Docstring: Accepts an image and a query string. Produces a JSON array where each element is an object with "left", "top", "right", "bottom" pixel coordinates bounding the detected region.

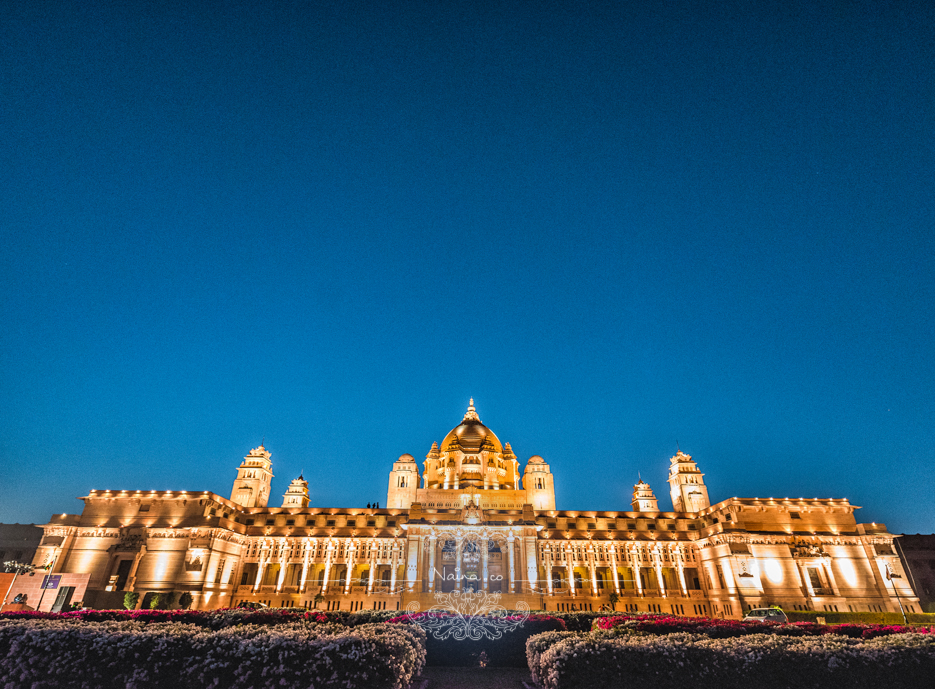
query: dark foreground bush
[
  {"left": 527, "top": 630, "right": 935, "bottom": 689},
  {"left": 0, "top": 620, "right": 426, "bottom": 689}
]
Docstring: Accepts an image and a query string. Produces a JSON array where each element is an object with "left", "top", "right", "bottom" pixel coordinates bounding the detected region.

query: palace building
[{"left": 23, "top": 400, "right": 920, "bottom": 617}]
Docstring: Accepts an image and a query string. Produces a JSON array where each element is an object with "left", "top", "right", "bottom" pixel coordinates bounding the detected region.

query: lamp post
[
  {"left": 885, "top": 563, "right": 908, "bottom": 624},
  {"left": 2, "top": 561, "right": 36, "bottom": 607}
]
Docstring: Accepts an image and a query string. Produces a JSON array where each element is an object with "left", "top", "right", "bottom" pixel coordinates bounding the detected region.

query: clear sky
[{"left": 1, "top": 1, "right": 933, "bottom": 534}]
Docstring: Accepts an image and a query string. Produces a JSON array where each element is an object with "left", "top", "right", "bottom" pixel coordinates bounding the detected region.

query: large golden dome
[{"left": 441, "top": 399, "right": 503, "bottom": 453}]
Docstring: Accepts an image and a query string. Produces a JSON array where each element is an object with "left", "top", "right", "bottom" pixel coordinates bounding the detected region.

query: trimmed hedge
[
  {"left": 528, "top": 631, "right": 935, "bottom": 689},
  {"left": 594, "top": 613, "right": 934, "bottom": 639},
  {"left": 0, "top": 607, "right": 403, "bottom": 629},
  {"left": 0, "top": 620, "right": 426, "bottom": 689},
  {"left": 786, "top": 610, "right": 935, "bottom": 625}
]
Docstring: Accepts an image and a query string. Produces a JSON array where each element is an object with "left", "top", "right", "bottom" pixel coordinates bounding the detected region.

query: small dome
[
  {"left": 527, "top": 455, "right": 545, "bottom": 464},
  {"left": 397, "top": 453, "right": 416, "bottom": 463}
]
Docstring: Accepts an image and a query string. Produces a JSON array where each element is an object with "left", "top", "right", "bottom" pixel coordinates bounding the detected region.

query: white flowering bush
[
  {"left": 528, "top": 630, "right": 935, "bottom": 689},
  {"left": 0, "top": 620, "right": 426, "bottom": 689}
]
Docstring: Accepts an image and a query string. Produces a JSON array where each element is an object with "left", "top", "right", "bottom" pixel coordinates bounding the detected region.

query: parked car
[
  {"left": 743, "top": 607, "right": 788, "bottom": 623},
  {"left": 235, "top": 601, "right": 269, "bottom": 610}
]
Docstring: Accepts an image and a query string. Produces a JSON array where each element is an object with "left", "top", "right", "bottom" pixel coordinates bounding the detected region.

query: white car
[{"left": 743, "top": 608, "right": 788, "bottom": 623}]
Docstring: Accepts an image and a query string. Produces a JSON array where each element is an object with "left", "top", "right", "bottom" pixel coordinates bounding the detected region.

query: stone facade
[{"left": 29, "top": 401, "right": 921, "bottom": 617}]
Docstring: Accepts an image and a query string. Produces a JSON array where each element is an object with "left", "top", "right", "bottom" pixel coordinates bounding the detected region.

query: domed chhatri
[
  {"left": 386, "top": 398, "right": 556, "bottom": 510},
  {"left": 441, "top": 398, "right": 504, "bottom": 454}
]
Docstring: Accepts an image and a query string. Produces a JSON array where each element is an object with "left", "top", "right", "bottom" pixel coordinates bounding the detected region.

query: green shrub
[
  {"left": 177, "top": 592, "right": 193, "bottom": 610},
  {"left": 123, "top": 591, "right": 139, "bottom": 610}
]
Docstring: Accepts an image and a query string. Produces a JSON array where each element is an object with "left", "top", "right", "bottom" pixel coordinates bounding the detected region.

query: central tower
[{"left": 386, "top": 399, "right": 555, "bottom": 511}]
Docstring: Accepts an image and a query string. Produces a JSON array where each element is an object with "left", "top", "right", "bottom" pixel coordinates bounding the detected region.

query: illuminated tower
[
  {"left": 632, "top": 478, "right": 659, "bottom": 512},
  {"left": 666, "top": 450, "right": 710, "bottom": 512},
  {"left": 281, "top": 475, "right": 309, "bottom": 508},
  {"left": 523, "top": 455, "right": 556, "bottom": 510},
  {"left": 230, "top": 445, "right": 274, "bottom": 508},
  {"left": 387, "top": 453, "right": 420, "bottom": 509}
]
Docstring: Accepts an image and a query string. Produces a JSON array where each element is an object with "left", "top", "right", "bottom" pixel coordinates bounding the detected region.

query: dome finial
[{"left": 463, "top": 397, "right": 480, "bottom": 422}]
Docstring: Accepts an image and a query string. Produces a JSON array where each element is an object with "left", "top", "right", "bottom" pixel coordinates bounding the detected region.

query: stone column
[
  {"left": 588, "top": 545, "right": 598, "bottom": 597},
  {"left": 427, "top": 534, "right": 437, "bottom": 592},
  {"left": 390, "top": 540, "right": 399, "bottom": 592},
  {"left": 482, "top": 537, "right": 489, "bottom": 591},
  {"left": 367, "top": 542, "right": 377, "bottom": 594},
  {"left": 322, "top": 540, "right": 334, "bottom": 594},
  {"left": 507, "top": 534, "right": 516, "bottom": 593},
  {"left": 566, "top": 545, "right": 575, "bottom": 598},
  {"left": 51, "top": 530, "right": 77, "bottom": 574},
  {"left": 655, "top": 560, "right": 666, "bottom": 598},
  {"left": 299, "top": 538, "right": 310, "bottom": 593},
  {"left": 276, "top": 557, "right": 287, "bottom": 592},
  {"left": 546, "top": 548, "right": 554, "bottom": 595},
  {"left": 525, "top": 536, "right": 538, "bottom": 594},
  {"left": 126, "top": 546, "right": 147, "bottom": 592},
  {"left": 405, "top": 536, "right": 420, "bottom": 592},
  {"left": 610, "top": 545, "right": 620, "bottom": 595},
  {"left": 344, "top": 540, "right": 356, "bottom": 594},
  {"left": 677, "top": 559, "right": 688, "bottom": 597},
  {"left": 253, "top": 541, "right": 266, "bottom": 592},
  {"left": 633, "top": 549, "right": 643, "bottom": 596},
  {"left": 822, "top": 559, "right": 841, "bottom": 597}
]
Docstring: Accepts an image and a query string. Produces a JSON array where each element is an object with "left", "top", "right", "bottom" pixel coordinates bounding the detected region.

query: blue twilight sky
[{"left": 1, "top": 1, "right": 933, "bottom": 533}]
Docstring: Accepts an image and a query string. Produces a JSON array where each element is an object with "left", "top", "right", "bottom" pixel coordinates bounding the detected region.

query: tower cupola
[
  {"left": 231, "top": 445, "right": 274, "bottom": 508},
  {"left": 666, "top": 450, "right": 710, "bottom": 512},
  {"left": 632, "top": 477, "right": 659, "bottom": 512},
  {"left": 282, "top": 474, "right": 310, "bottom": 508}
]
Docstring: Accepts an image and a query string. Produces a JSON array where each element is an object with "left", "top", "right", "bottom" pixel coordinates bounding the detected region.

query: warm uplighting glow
[
  {"left": 763, "top": 559, "right": 783, "bottom": 584},
  {"left": 838, "top": 560, "right": 858, "bottom": 587}
]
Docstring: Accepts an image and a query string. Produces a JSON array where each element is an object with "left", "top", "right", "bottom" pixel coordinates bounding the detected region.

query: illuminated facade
[{"left": 27, "top": 401, "right": 920, "bottom": 617}]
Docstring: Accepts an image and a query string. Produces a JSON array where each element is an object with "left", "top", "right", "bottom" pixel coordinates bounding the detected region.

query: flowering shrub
[
  {"left": 528, "top": 630, "right": 935, "bottom": 689},
  {"left": 526, "top": 631, "right": 577, "bottom": 685},
  {"left": 0, "top": 620, "right": 426, "bottom": 689},
  {"left": 0, "top": 607, "right": 334, "bottom": 628}
]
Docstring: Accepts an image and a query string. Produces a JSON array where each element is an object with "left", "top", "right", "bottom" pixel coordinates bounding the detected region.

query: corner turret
[
  {"left": 231, "top": 445, "right": 274, "bottom": 508},
  {"left": 632, "top": 477, "right": 659, "bottom": 512},
  {"left": 667, "top": 450, "right": 710, "bottom": 512}
]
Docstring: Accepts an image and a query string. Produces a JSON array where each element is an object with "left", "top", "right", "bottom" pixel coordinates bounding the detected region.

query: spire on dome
[{"left": 463, "top": 398, "right": 480, "bottom": 422}]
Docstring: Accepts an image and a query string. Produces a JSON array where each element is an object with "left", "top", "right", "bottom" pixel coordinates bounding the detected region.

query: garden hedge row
[
  {"left": 0, "top": 607, "right": 402, "bottom": 629},
  {"left": 527, "top": 630, "right": 935, "bottom": 689},
  {"left": 785, "top": 610, "right": 935, "bottom": 625},
  {"left": 0, "top": 620, "right": 426, "bottom": 689}
]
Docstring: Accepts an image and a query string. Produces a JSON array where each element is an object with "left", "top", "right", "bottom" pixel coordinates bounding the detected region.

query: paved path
[{"left": 422, "top": 666, "right": 532, "bottom": 689}]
